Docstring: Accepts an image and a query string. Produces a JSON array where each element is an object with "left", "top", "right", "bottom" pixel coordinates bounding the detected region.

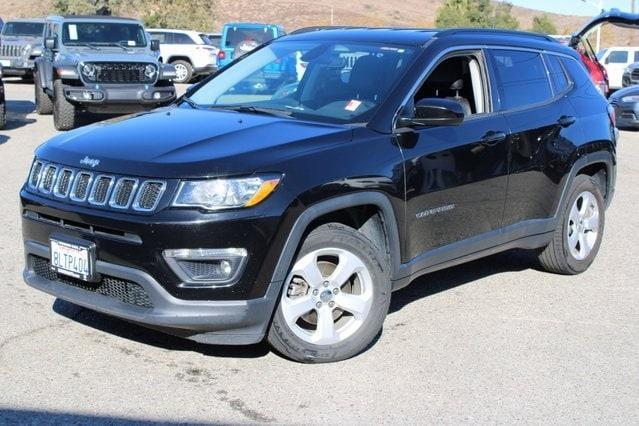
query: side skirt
[{"left": 391, "top": 218, "right": 556, "bottom": 291}]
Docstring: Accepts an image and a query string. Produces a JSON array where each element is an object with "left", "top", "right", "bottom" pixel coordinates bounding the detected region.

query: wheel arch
[
  {"left": 269, "top": 192, "right": 403, "bottom": 288},
  {"left": 569, "top": 150, "right": 616, "bottom": 210},
  {"left": 167, "top": 56, "right": 193, "bottom": 65}
]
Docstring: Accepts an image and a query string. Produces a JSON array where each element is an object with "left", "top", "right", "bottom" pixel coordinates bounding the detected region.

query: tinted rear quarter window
[
  {"left": 545, "top": 54, "right": 570, "bottom": 94},
  {"left": 634, "top": 51, "right": 639, "bottom": 62},
  {"left": 489, "top": 49, "right": 552, "bottom": 110}
]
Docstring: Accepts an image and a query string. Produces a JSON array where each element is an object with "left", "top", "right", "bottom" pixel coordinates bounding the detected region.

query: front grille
[
  {"left": 31, "top": 255, "right": 153, "bottom": 309},
  {"left": 27, "top": 160, "right": 167, "bottom": 213},
  {"left": 87, "top": 62, "right": 157, "bottom": 84},
  {"left": 54, "top": 169, "right": 74, "bottom": 198},
  {"left": 0, "top": 44, "right": 22, "bottom": 58},
  {"left": 88, "top": 176, "right": 114, "bottom": 205},
  {"left": 133, "top": 181, "right": 166, "bottom": 211},
  {"left": 39, "top": 165, "right": 58, "bottom": 194}
]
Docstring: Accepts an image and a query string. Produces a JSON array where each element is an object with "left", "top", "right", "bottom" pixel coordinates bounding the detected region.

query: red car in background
[{"left": 568, "top": 9, "right": 639, "bottom": 96}]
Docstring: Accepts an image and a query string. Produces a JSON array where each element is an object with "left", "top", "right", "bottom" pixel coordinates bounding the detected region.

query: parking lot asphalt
[{"left": 0, "top": 78, "right": 638, "bottom": 424}]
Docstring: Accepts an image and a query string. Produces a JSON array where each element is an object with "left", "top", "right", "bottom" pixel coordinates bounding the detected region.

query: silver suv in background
[
  {"left": 0, "top": 18, "right": 45, "bottom": 80},
  {"left": 148, "top": 29, "right": 217, "bottom": 83}
]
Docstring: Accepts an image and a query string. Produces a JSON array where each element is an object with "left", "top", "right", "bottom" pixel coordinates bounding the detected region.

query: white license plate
[
  {"left": 50, "top": 238, "right": 93, "bottom": 280},
  {"left": 0, "top": 60, "right": 10, "bottom": 67}
]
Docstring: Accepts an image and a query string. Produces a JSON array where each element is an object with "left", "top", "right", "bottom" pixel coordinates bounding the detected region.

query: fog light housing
[
  {"left": 153, "top": 91, "right": 162, "bottom": 100},
  {"left": 163, "top": 248, "right": 248, "bottom": 287}
]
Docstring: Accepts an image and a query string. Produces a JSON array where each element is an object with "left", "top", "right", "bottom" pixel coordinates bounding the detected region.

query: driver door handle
[{"left": 481, "top": 131, "right": 507, "bottom": 146}]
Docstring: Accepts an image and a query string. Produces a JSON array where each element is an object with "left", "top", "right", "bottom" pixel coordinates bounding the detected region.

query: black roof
[{"left": 283, "top": 26, "right": 572, "bottom": 55}]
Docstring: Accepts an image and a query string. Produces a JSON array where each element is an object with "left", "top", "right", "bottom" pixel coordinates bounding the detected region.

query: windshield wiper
[
  {"left": 210, "top": 105, "right": 293, "bottom": 119},
  {"left": 181, "top": 96, "right": 201, "bottom": 109},
  {"left": 66, "top": 42, "right": 99, "bottom": 50},
  {"left": 102, "top": 42, "right": 132, "bottom": 51}
]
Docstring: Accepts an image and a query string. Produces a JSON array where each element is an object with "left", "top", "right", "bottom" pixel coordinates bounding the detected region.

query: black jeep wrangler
[
  {"left": 21, "top": 27, "right": 616, "bottom": 362},
  {"left": 34, "top": 15, "right": 176, "bottom": 130}
]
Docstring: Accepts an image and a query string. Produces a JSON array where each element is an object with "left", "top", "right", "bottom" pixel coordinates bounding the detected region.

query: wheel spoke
[
  {"left": 291, "top": 253, "right": 324, "bottom": 288},
  {"left": 314, "top": 308, "right": 337, "bottom": 343},
  {"left": 577, "top": 232, "right": 587, "bottom": 259},
  {"left": 334, "top": 292, "right": 369, "bottom": 319},
  {"left": 281, "top": 296, "right": 314, "bottom": 325},
  {"left": 583, "top": 211, "right": 599, "bottom": 232},
  {"left": 329, "top": 251, "right": 364, "bottom": 288},
  {"left": 578, "top": 192, "right": 591, "bottom": 218},
  {"left": 568, "top": 227, "right": 579, "bottom": 246},
  {"left": 569, "top": 202, "right": 581, "bottom": 224}
]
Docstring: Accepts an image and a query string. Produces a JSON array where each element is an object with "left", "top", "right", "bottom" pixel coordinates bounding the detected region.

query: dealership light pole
[{"left": 581, "top": 0, "right": 604, "bottom": 53}]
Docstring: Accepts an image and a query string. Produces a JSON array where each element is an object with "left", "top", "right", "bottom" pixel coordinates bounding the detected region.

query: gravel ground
[{"left": 0, "top": 78, "right": 637, "bottom": 424}]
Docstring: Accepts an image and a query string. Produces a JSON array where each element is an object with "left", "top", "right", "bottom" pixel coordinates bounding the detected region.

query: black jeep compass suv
[{"left": 21, "top": 27, "right": 617, "bottom": 363}]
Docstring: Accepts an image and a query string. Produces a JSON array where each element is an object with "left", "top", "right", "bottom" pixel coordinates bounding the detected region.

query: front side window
[
  {"left": 489, "top": 49, "right": 552, "bottom": 110},
  {"left": 62, "top": 22, "right": 147, "bottom": 47},
  {"left": 189, "top": 41, "right": 417, "bottom": 124},
  {"left": 149, "top": 32, "right": 167, "bottom": 43},
  {"left": 1, "top": 21, "right": 44, "bottom": 37},
  {"left": 634, "top": 51, "right": 639, "bottom": 62},
  {"left": 414, "top": 53, "right": 488, "bottom": 117},
  {"left": 607, "top": 50, "right": 628, "bottom": 64}
]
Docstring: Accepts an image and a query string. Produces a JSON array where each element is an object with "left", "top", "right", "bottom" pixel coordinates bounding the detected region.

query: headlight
[
  {"left": 81, "top": 63, "right": 97, "bottom": 81},
  {"left": 622, "top": 95, "right": 639, "bottom": 103},
  {"left": 172, "top": 176, "right": 281, "bottom": 210},
  {"left": 144, "top": 64, "right": 157, "bottom": 79},
  {"left": 624, "top": 67, "right": 632, "bottom": 74}
]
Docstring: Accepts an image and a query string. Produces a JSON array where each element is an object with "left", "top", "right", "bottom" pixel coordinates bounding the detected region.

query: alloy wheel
[{"left": 567, "top": 190, "right": 600, "bottom": 261}]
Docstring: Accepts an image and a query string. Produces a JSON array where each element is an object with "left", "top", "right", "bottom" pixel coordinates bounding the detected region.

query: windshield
[
  {"left": 224, "top": 27, "right": 276, "bottom": 54},
  {"left": 189, "top": 41, "right": 417, "bottom": 124},
  {"left": 62, "top": 22, "right": 147, "bottom": 47},
  {"left": 1, "top": 22, "right": 44, "bottom": 37}
]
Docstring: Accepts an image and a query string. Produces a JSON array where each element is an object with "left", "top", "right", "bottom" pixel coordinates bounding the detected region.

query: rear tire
[
  {"left": 53, "top": 79, "right": 79, "bottom": 131},
  {"left": 538, "top": 175, "right": 605, "bottom": 275},
  {"left": 268, "top": 223, "right": 391, "bottom": 363},
  {"left": 34, "top": 70, "right": 53, "bottom": 115},
  {"left": 170, "top": 60, "right": 193, "bottom": 84}
]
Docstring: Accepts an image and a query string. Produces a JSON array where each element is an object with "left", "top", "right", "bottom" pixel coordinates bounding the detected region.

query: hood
[
  {"left": 36, "top": 106, "right": 351, "bottom": 178},
  {"left": 572, "top": 9, "right": 639, "bottom": 45},
  {"left": 610, "top": 84, "right": 639, "bottom": 100},
  {"left": 56, "top": 48, "right": 157, "bottom": 65},
  {"left": 0, "top": 35, "right": 43, "bottom": 44}
]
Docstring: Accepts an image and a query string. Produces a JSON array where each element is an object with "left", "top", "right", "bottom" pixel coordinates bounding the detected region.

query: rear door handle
[
  {"left": 481, "top": 131, "right": 507, "bottom": 146},
  {"left": 558, "top": 115, "right": 576, "bottom": 128}
]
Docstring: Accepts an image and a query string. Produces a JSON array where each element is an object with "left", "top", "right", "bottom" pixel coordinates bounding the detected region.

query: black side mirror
[
  {"left": 397, "top": 98, "right": 465, "bottom": 128},
  {"left": 44, "top": 37, "right": 57, "bottom": 50},
  {"left": 150, "top": 39, "right": 160, "bottom": 51}
]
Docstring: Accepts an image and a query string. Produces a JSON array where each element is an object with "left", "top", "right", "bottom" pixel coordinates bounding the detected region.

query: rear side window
[
  {"left": 489, "top": 49, "right": 552, "bottom": 110},
  {"left": 634, "top": 51, "right": 639, "bottom": 62},
  {"left": 607, "top": 50, "right": 628, "bottom": 64},
  {"left": 545, "top": 54, "right": 570, "bottom": 94},
  {"left": 561, "top": 57, "right": 592, "bottom": 87},
  {"left": 173, "top": 32, "right": 195, "bottom": 44}
]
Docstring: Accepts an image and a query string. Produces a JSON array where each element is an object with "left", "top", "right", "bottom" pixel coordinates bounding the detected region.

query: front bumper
[
  {"left": 24, "top": 240, "right": 280, "bottom": 344},
  {"left": 63, "top": 83, "right": 176, "bottom": 112},
  {"left": 0, "top": 57, "right": 35, "bottom": 76}
]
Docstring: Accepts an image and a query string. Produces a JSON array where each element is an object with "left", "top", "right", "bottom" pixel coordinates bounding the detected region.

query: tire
[
  {"left": 170, "top": 60, "right": 193, "bottom": 84},
  {"left": 538, "top": 175, "right": 605, "bottom": 275},
  {"left": 53, "top": 79, "right": 79, "bottom": 131},
  {"left": 34, "top": 70, "right": 53, "bottom": 115},
  {"left": 0, "top": 101, "right": 5, "bottom": 130},
  {"left": 268, "top": 223, "right": 391, "bottom": 363}
]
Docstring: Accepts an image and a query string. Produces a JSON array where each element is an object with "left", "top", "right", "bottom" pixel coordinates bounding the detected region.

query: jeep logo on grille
[{"left": 80, "top": 156, "right": 100, "bottom": 168}]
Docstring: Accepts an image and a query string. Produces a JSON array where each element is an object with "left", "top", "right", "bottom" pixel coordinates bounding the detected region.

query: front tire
[
  {"left": 34, "top": 70, "right": 53, "bottom": 115},
  {"left": 538, "top": 175, "right": 605, "bottom": 275},
  {"left": 0, "top": 100, "right": 6, "bottom": 130},
  {"left": 170, "top": 60, "right": 193, "bottom": 84},
  {"left": 53, "top": 79, "right": 79, "bottom": 131},
  {"left": 268, "top": 223, "right": 391, "bottom": 363}
]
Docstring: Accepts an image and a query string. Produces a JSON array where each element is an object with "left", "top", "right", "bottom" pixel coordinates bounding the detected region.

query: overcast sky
[{"left": 507, "top": 0, "right": 636, "bottom": 16}]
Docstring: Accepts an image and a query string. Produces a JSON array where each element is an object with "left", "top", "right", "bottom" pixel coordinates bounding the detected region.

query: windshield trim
[{"left": 61, "top": 22, "right": 148, "bottom": 47}]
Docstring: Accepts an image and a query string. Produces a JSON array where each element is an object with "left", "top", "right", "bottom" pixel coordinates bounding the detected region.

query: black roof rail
[
  {"left": 290, "top": 26, "right": 367, "bottom": 35},
  {"left": 435, "top": 28, "right": 558, "bottom": 43}
]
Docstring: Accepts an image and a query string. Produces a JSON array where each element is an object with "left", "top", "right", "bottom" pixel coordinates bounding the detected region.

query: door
[
  {"left": 400, "top": 51, "right": 509, "bottom": 261},
  {"left": 41, "top": 22, "right": 58, "bottom": 91},
  {"left": 488, "top": 50, "right": 583, "bottom": 226}
]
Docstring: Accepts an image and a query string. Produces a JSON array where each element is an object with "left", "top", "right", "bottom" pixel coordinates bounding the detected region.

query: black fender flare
[
  {"left": 554, "top": 150, "right": 616, "bottom": 215},
  {"left": 269, "top": 192, "right": 403, "bottom": 288}
]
